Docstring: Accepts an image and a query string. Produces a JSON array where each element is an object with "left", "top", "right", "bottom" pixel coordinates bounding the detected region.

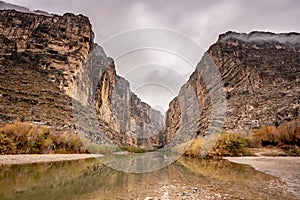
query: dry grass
[
  {"left": 0, "top": 122, "right": 87, "bottom": 154},
  {"left": 1, "top": 120, "right": 299, "bottom": 156},
  {"left": 173, "top": 120, "right": 300, "bottom": 158},
  {"left": 171, "top": 133, "right": 248, "bottom": 158},
  {"left": 250, "top": 121, "right": 300, "bottom": 146},
  {"left": 184, "top": 139, "right": 204, "bottom": 157}
]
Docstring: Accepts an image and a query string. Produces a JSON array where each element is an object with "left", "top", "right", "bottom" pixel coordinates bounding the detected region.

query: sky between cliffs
[{"left": 5, "top": 0, "right": 300, "bottom": 114}]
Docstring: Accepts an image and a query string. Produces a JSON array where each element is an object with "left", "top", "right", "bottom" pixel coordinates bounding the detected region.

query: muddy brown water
[{"left": 0, "top": 157, "right": 296, "bottom": 200}]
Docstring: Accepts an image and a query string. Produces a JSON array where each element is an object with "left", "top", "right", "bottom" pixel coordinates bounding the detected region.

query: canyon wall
[
  {"left": 1, "top": 8, "right": 299, "bottom": 149},
  {"left": 0, "top": 9, "right": 164, "bottom": 149},
  {"left": 0, "top": 10, "right": 93, "bottom": 134},
  {"left": 165, "top": 31, "right": 300, "bottom": 144}
]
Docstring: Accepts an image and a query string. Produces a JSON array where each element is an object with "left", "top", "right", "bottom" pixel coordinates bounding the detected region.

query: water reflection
[{"left": 0, "top": 157, "right": 294, "bottom": 200}]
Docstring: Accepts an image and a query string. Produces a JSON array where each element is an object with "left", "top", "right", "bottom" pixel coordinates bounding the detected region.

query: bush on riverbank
[
  {"left": 251, "top": 120, "right": 300, "bottom": 147},
  {"left": 178, "top": 120, "right": 300, "bottom": 158},
  {"left": 86, "top": 143, "right": 120, "bottom": 154},
  {"left": 0, "top": 122, "right": 87, "bottom": 154},
  {"left": 213, "top": 132, "right": 248, "bottom": 156},
  {"left": 175, "top": 133, "right": 249, "bottom": 158},
  {"left": 120, "top": 145, "right": 147, "bottom": 153},
  {"left": 0, "top": 122, "right": 148, "bottom": 155}
]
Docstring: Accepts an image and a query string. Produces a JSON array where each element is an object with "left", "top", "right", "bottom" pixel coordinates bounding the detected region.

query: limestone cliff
[
  {"left": 0, "top": 10, "right": 93, "bottom": 135},
  {"left": 165, "top": 31, "right": 300, "bottom": 144},
  {"left": 94, "top": 59, "right": 165, "bottom": 149},
  {"left": 0, "top": 10, "right": 93, "bottom": 96},
  {"left": 0, "top": 9, "right": 164, "bottom": 149}
]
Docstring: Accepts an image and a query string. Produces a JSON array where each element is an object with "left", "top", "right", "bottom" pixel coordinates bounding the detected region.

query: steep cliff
[
  {"left": 165, "top": 31, "right": 300, "bottom": 144},
  {"left": 0, "top": 10, "right": 93, "bottom": 135},
  {"left": 94, "top": 58, "right": 165, "bottom": 149},
  {"left": 0, "top": 9, "right": 164, "bottom": 149}
]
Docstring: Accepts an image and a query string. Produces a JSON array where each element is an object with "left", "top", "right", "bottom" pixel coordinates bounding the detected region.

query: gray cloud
[
  {"left": 4, "top": 0, "right": 300, "bottom": 110},
  {"left": 7, "top": 0, "right": 300, "bottom": 48}
]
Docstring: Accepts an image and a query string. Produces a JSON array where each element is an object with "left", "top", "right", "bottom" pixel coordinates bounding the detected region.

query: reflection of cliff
[
  {"left": 0, "top": 9, "right": 164, "bottom": 149},
  {"left": 0, "top": 157, "right": 290, "bottom": 200},
  {"left": 165, "top": 31, "right": 300, "bottom": 144}
]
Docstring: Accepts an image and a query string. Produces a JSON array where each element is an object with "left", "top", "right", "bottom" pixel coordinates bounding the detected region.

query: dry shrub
[
  {"left": 0, "top": 122, "right": 86, "bottom": 154},
  {"left": 245, "top": 134, "right": 262, "bottom": 148},
  {"left": 184, "top": 139, "right": 204, "bottom": 157},
  {"left": 172, "top": 133, "right": 248, "bottom": 158},
  {"left": 174, "top": 121, "right": 300, "bottom": 158},
  {"left": 277, "top": 120, "right": 300, "bottom": 145},
  {"left": 53, "top": 133, "right": 86, "bottom": 153},
  {"left": 252, "top": 126, "right": 279, "bottom": 146},
  {"left": 0, "top": 133, "right": 16, "bottom": 154},
  {"left": 249, "top": 120, "right": 300, "bottom": 146},
  {"left": 0, "top": 122, "right": 50, "bottom": 153}
]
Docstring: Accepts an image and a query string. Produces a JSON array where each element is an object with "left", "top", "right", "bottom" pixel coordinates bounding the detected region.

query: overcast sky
[{"left": 4, "top": 0, "right": 300, "bottom": 113}]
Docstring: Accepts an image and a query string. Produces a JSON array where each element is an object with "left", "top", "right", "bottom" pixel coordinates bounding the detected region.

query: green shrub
[
  {"left": 215, "top": 132, "right": 248, "bottom": 156},
  {"left": 0, "top": 134, "right": 17, "bottom": 154},
  {"left": 290, "top": 145, "right": 300, "bottom": 156},
  {"left": 120, "top": 146, "right": 146, "bottom": 153},
  {"left": 86, "top": 143, "right": 119, "bottom": 154}
]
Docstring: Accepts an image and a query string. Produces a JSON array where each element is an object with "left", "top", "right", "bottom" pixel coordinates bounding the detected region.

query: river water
[{"left": 0, "top": 157, "right": 296, "bottom": 200}]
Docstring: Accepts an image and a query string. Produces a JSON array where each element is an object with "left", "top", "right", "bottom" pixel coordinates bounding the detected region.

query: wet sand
[{"left": 224, "top": 156, "right": 300, "bottom": 197}]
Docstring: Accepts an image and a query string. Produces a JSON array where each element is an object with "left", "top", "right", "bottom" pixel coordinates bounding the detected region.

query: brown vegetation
[
  {"left": 176, "top": 120, "right": 300, "bottom": 158},
  {"left": 0, "top": 122, "right": 87, "bottom": 154}
]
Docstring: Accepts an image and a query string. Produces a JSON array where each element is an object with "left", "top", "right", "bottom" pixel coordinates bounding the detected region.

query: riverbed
[
  {"left": 0, "top": 155, "right": 297, "bottom": 200},
  {"left": 225, "top": 156, "right": 300, "bottom": 197}
]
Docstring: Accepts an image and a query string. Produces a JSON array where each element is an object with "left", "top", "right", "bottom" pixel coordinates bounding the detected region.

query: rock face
[
  {"left": 165, "top": 31, "right": 300, "bottom": 144},
  {"left": 0, "top": 10, "right": 93, "bottom": 96},
  {"left": 93, "top": 58, "right": 165, "bottom": 149},
  {"left": 0, "top": 1, "right": 30, "bottom": 12},
  {"left": 2, "top": 8, "right": 298, "bottom": 149},
  {"left": 0, "top": 9, "right": 164, "bottom": 149},
  {"left": 0, "top": 10, "right": 93, "bottom": 135}
]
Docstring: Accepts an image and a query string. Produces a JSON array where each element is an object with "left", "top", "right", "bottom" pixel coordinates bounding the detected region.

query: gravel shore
[
  {"left": 224, "top": 156, "right": 300, "bottom": 197},
  {"left": 0, "top": 154, "right": 101, "bottom": 165}
]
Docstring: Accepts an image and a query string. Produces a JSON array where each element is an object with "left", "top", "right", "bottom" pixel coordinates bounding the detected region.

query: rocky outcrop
[
  {"left": 94, "top": 59, "right": 165, "bottom": 149},
  {"left": 0, "top": 10, "right": 93, "bottom": 96},
  {"left": 0, "top": 10, "right": 93, "bottom": 135},
  {"left": 72, "top": 46, "right": 165, "bottom": 149},
  {"left": 0, "top": 1, "right": 30, "bottom": 12},
  {"left": 165, "top": 31, "right": 300, "bottom": 144},
  {"left": 0, "top": 9, "right": 164, "bottom": 149}
]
